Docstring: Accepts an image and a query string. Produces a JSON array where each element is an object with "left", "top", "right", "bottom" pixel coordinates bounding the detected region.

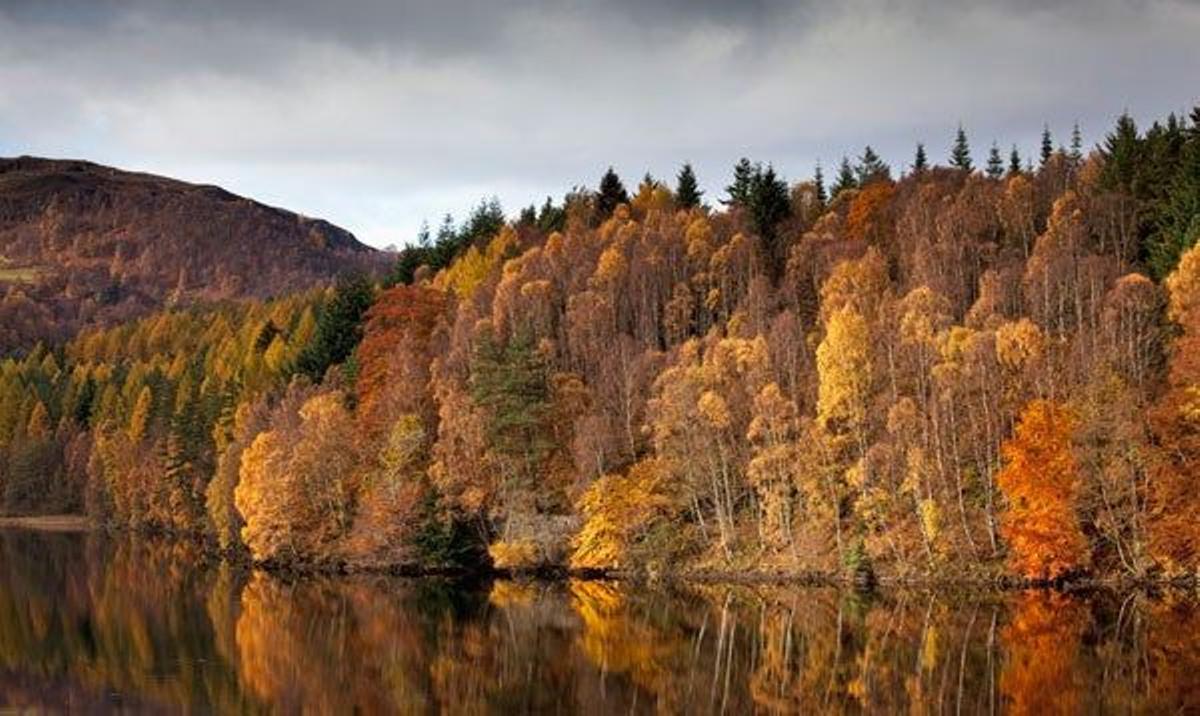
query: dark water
[{"left": 1, "top": 530, "right": 1198, "bottom": 714}]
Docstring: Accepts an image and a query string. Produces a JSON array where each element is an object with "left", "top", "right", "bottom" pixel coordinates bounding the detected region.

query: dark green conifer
[
  {"left": 950, "top": 125, "right": 973, "bottom": 171},
  {"left": 1008, "top": 145, "right": 1022, "bottom": 176},
  {"left": 986, "top": 142, "right": 1005, "bottom": 179},
  {"left": 855, "top": 145, "right": 891, "bottom": 185},
  {"left": 912, "top": 143, "right": 928, "bottom": 175},
  {"left": 1041, "top": 124, "right": 1054, "bottom": 166},
  {"left": 675, "top": 162, "right": 703, "bottom": 208},
  {"left": 596, "top": 167, "right": 629, "bottom": 218},
  {"left": 831, "top": 157, "right": 857, "bottom": 198}
]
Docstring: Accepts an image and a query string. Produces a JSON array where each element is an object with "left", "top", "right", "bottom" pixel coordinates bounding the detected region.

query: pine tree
[
  {"left": 987, "top": 142, "right": 1005, "bottom": 179},
  {"left": 1041, "top": 124, "right": 1054, "bottom": 167},
  {"left": 950, "top": 125, "right": 973, "bottom": 171},
  {"left": 814, "top": 162, "right": 828, "bottom": 207},
  {"left": 912, "top": 143, "right": 928, "bottom": 175},
  {"left": 1009, "top": 145, "right": 1022, "bottom": 176},
  {"left": 1069, "top": 122, "right": 1084, "bottom": 163},
  {"left": 675, "top": 162, "right": 703, "bottom": 208},
  {"left": 724, "top": 158, "right": 755, "bottom": 206},
  {"left": 470, "top": 331, "right": 553, "bottom": 488},
  {"left": 855, "top": 145, "right": 891, "bottom": 186},
  {"left": 749, "top": 164, "right": 792, "bottom": 244},
  {"left": 1100, "top": 112, "right": 1140, "bottom": 191},
  {"left": 596, "top": 167, "right": 629, "bottom": 218},
  {"left": 536, "top": 196, "right": 565, "bottom": 233},
  {"left": 831, "top": 157, "right": 858, "bottom": 199},
  {"left": 293, "top": 274, "right": 375, "bottom": 382}
]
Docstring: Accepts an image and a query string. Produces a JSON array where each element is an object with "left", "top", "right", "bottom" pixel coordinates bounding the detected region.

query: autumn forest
[{"left": 3, "top": 106, "right": 1200, "bottom": 585}]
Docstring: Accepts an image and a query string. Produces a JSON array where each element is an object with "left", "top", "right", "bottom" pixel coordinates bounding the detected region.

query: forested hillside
[
  {"left": 0, "top": 157, "right": 381, "bottom": 352},
  {"left": 2, "top": 106, "right": 1199, "bottom": 582}
]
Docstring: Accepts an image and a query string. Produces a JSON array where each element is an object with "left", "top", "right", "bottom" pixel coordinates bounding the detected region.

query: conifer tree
[
  {"left": 950, "top": 125, "right": 973, "bottom": 171},
  {"left": 855, "top": 145, "right": 891, "bottom": 185},
  {"left": 1069, "top": 122, "right": 1084, "bottom": 163},
  {"left": 293, "top": 274, "right": 375, "bottom": 382},
  {"left": 675, "top": 162, "right": 703, "bottom": 208},
  {"left": 1041, "top": 124, "right": 1054, "bottom": 166},
  {"left": 813, "top": 162, "right": 828, "bottom": 207},
  {"left": 912, "top": 143, "right": 928, "bottom": 175},
  {"left": 1009, "top": 145, "right": 1022, "bottom": 176},
  {"left": 596, "top": 167, "right": 629, "bottom": 218},
  {"left": 987, "top": 142, "right": 1005, "bottom": 179},
  {"left": 1100, "top": 112, "right": 1140, "bottom": 191},
  {"left": 831, "top": 157, "right": 857, "bottom": 199},
  {"left": 724, "top": 158, "right": 755, "bottom": 206}
]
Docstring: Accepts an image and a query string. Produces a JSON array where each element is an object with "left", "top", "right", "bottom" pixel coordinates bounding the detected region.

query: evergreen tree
[
  {"left": 855, "top": 145, "right": 891, "bottom": 185},
  {"left": 831, "top": 157, "right": 858, "bottom": 199},
  {"left": 536, "top": 196, "right": 565, "bottom": 233},
  {"left": 460, "top": 197, "right": 505, "bottom": 247},
  {"left": 293, "top": 274, "right": 375, "bottom": 382},
  {"left": 1100, "top": 112, "right": 1141, "bottom": 192},
  {"left": 1009, "top": 145, "right": 1022, "bottom": 176},
  {"left": 912, "top": 143, "right": 928, "bottom": 175},
  {"left": 748, "top": 164, "right": 793, "bottom": 280},
  {"left": 469, "top": 331, "right": 553, "bottom": 487},
  {"left": 950, "top": 125, "right": 973, "bottom": 171},
  {"left": 675, "top": 162, "right": 703, "bottom": 208},
  {"left": 1069, "top": 122, "right": 1084, "bottom": 163},
  {"left": 986, "top": 142, "right": 1005, "bottom": 179},
  {"left": 1041, "top": 124, "right": 1054, "bottom": 166},
  {"left": 596, "top": 167, "right": 629, "bottom": 218},
  {"left": 724, "top": 157, "right": 756, "bottom": 206},
  {"left": 814, "top": 162, "right": 828, "bottom": 207},
  {"left": 72, "top": 377, "right": 96, "bottom": 427}
]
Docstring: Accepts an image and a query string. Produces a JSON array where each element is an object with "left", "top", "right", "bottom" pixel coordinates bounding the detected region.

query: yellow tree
[
  {"left": 997, "top": 400, "right": 1088, "bottom": 580},
  {"left": 816, "top": 306, "right": 873, "bottom": 452}
]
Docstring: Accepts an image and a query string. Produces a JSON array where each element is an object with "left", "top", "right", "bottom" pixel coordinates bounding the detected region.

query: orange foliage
[
  {"left": 997, "top": 400, "right": 1089, "bottom": 580},
  {"left": 845, "top": 181, "right": 895, "bottom": 245},
  {"left": 354, "top": 285, "right": 447, "bottom": 440},
  {"left": 1148, "top": 244, "right": 1200, "bottom": 573},
  {"left": 1001, "top": 592, "right": 1087, "bottom": 715}
]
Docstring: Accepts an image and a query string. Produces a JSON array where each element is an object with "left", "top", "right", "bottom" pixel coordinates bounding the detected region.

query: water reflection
[{"left": 0, "top": 529, "right": 1197, "bottom": 713}]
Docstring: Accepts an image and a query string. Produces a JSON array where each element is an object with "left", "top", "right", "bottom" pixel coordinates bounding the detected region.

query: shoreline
[{"left": 4, "top": 518, "right": 1196, "bottom": 591}]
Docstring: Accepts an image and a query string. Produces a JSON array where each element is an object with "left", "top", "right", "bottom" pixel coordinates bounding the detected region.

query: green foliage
[
  {"left": 597, "top": 167, "right": 629, "bottom": 219},
  {"left": 293, "top": 274, "right": 374, "bottom": 382},
  {"left": 1099, "top": 107, "right": 1200, "bottom": 278},
  {"left": 832, "top": 156, "right": 857, "bottom": 198},
  {"left": 950, "top": 125, "right": 973, "bottom": 171},
  {"left": 912, "top": 143, "right": 928, "bottom": 175},
  {"left": 855, "top": 146, "right": 890, "bottom": 186},
  {"left": 987, "top": 142, "right": 1005, "bottom": 179},
  {"left": 675, "top": 163, "right": 703, "bottom": 209},
  {"left": 469, "top": 331, "right": 553, "bottom": 487}
]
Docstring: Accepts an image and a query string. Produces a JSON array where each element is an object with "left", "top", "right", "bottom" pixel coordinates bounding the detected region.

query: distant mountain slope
[{"left": 0, "top": 156, "right": 382, "bottom": 352}]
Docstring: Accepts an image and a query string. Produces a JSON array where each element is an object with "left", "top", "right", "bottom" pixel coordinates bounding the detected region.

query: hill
[{"left": 0, "top": 156, "right": 381, "bottom": 352}]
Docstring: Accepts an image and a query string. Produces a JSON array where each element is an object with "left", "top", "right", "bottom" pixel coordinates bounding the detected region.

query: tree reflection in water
[{"left": 0, "top": 529, "right": 1197, "bottom": 713}]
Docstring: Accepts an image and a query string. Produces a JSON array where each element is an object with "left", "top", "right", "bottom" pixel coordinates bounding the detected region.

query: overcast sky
[{"left": 2, "top": 0, "right": 1197, "bottom": 248}]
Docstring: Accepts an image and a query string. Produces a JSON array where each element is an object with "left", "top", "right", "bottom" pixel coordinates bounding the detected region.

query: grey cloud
[{"left": 0, "top": 0, "right": 1197, "bottom": 246}]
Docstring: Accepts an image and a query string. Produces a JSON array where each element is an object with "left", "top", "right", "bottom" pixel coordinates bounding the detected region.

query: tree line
[{"left": 2, "top": 105, "right": 1199, "bottom": 581}]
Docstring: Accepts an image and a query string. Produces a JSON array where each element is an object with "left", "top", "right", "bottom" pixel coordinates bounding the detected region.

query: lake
[{"left": 0, "top": 528, "right": 1197, "bottom": 713}]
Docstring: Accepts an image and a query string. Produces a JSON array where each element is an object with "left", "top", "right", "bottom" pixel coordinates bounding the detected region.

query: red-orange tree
[
  {"left": 997, "top": 400, "right": 1089, "bottom": 580},
  {"left": 354, "top": 284, "right": 447, "bottom": 439}
]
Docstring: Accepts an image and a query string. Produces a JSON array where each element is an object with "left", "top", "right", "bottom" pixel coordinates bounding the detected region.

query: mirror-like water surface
[{"left": 1, "top": 528, "right": 1198, "bottom": 713}]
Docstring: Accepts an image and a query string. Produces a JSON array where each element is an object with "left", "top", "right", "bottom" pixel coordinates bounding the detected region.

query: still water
[{"left": 0, "top": 528, "right": 1198, "bottom": 714}]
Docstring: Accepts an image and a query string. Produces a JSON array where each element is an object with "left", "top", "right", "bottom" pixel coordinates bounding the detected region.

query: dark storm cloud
[{"left": 1, "top": 0, "right": 1197, "bottom": 246}]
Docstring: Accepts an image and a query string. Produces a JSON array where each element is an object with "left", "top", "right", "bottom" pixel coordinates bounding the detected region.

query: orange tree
[{"left": 997, "top": 399, "right": 1089, "bottom": 580}]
